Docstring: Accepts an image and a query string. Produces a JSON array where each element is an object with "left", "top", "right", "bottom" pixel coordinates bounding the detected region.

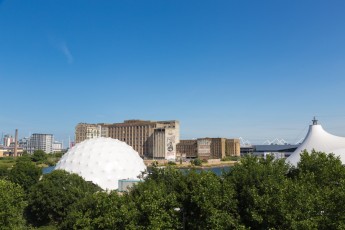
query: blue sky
[{"left": 1, "top": 0, "right": 345, "bottom": 145}]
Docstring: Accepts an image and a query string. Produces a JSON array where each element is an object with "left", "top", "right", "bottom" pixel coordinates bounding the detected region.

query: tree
[
  {"left": 0, "top": 180, "right": 27, "bottom": 229},
  {"left": 224, "top": 155, "right": 291, "bottom": 229},
  {"left": 8, "top": 160, "right": 42, "bottom": 191},
  {"left": 32, "top": 150, "right": 47, "bottom": 163},
  {"left": 130, "top": 166, "right": 242, "bottom": 229},
  {"left": 181, "top": 170, "right": 242, "bottom": 229},
  {"left": 61, "top": 192, "right": 138, "bottom": 230},
  {"left": 26, "top": 170, "right": 101, "bottom": 227}
]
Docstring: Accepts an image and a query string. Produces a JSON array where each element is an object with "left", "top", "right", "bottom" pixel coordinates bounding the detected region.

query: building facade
[
  {"left": 177, "top": 138, "right": 240, "bottom": 159},
  {"left": 75, "top": 120, "right": 180, "bottom": 159},
  {"left": 52, "top": 141, "right": 63, "bottom": 153},
  {"left": 106, "top": 120, "right": 180, "bottom": 159},
  {"left": 3, "top": 134, "right": 14, "bottom": 147},
  {"left": 75, "top": 123, "right": 108, "bottom": 143},
  {"left": 176, "top": 140, "right": 197, "bottom": 158},
  {"left": 29, "top": 133, "right": 54, "bottom": 153},
  {"left": 152, "top": 127, "right": 178, "bottom": 160}
]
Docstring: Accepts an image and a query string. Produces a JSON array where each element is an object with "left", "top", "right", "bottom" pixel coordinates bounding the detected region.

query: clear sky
[{"left": 1, "top": 0, "right": 345, "bottom": 145}]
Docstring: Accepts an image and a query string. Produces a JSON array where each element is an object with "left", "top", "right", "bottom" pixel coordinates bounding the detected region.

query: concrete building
[
  {"left": 176, "top": 140, "right": 197, "bottom": 158},
  {"left": 153, "top": 127, "right": 178, "bottom": 160},
  {"left": 29, "top": 133, "right": 53, "bottom": 153},
  {"left": 75, "top": 120, "right": 180, "bottom": 159},
  {"left": 75, "top": 123, "right": 109, "bottom": 143},
  {"left": 107, "top": 120, "right": 180, "bottom": 159},
  {"left": 226, "top": 139, "right": 241, "bottom": 157},
  {"left": 177, "top": 138, "right": 240, "bottom": 160}
]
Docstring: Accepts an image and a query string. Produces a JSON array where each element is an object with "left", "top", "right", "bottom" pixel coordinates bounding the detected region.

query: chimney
[{"left": 14, "top": 129, "right": 18, "bottom": 157}]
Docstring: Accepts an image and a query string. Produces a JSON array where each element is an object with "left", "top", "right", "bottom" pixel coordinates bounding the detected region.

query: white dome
[
  {"left": 55, "top": 137, "right": 146, "bottom": 190},
  {"left": 286, "top": 121, "right": 345, "bottom": 166}
]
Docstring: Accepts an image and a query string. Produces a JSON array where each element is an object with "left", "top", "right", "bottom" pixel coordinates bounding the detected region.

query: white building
[
  {"left": 286, "top": 118, "right": 345, "bottom": 166},
  {"left": 29, "top": 133, "right": 54, "bottom": 153},
  {"left": 53, "top": 141, "right": 63, "bottom": 153},
  {"left": 3, "top": 134, "right": 14, "bottom": 147}
]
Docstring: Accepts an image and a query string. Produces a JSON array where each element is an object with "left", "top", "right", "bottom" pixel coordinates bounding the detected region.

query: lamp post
[{"left": 174, "top": 207, "right": 185, "bottom": 230}]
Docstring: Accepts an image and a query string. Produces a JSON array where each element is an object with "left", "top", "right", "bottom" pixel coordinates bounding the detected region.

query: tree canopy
[
  {"left": 26, "top": 170, "right": 101, "bottom": 227},
  {"left": 2, "top": 150, "right": 345, "bottom": 229},
  {"left": 0, "top": 180, "right": 27, "bottom": 229},
  {"left": 8, "top": 160, "right": 42, "bottom": 192}
]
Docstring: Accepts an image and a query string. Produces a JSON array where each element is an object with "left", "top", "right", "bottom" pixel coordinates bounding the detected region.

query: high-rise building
[{"left": 29, "top": 133, "right": 53, "bottom": 153}]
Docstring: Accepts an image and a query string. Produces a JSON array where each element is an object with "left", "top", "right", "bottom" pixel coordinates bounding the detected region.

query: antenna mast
[{"left": 312, "top": 116, "right": 318, "bottom": 125}]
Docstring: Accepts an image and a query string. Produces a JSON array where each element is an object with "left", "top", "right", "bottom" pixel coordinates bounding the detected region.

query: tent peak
[{"left": 312, "top": 116, "right": 318, "bottom": 125}]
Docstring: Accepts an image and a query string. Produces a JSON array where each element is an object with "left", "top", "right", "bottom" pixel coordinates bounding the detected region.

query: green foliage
[
  {"left": 129, "top": 166, "right": 242, "bottom": 229},
  {"left": 26, "top": 170, "right": 101, "bottom": 227},
  {"left": 61, "top": 192, "right": 138, "bottom": 230},
  {"left": 190, "top": 158, "right": 202, "bottom": 166},
  {"left": 224, "top": 155, "right": 290, "bottom": 229},
  {"left": 167, "top": 161, "right": 176, "bottom": 166},
  {"left": 32, "top": 150, "right": 47, "bottom": 163},
  {"left": 8, "top": 160, "right": 42, "bottom": 192},
  {"left": 2, "top": 150, "right": 345, "bottom": 229},
  {"left": 0, "top": 158, "right": 16, "bottom": 179},
  {"left": 222, "top": 156, "right": 241, "bottom": 161},
  {"left": 0, "top": 179, "right": 27, "bottom": 229}
]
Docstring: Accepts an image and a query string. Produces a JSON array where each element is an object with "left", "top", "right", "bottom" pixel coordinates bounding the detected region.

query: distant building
[
  {"left": 75, "top": 120, "right": 180, "bottom": 160},
  {"left": 253, "top": 144, "right": 299, "bottom": 158},
  {"left": 29, "top": 133, "right": 54, "bottom": 153},
  {"left": 176, "top": 140, "right": 197, "bottom": 158},
  {"left": 0, "top": 146, "right": 24, "bottom": 157},
  {"left": 75, "top": 123, "right": 108, "bottom": 143},
  {"left": 106, "top": 120, "right": 180, "bottom": 159},
  {"left": 52, "top": 141, "right": 63, "bottom": 153},
  {"left": 177, "top": 138, "right": 240, "bottom": 159},
  {"left": 18, "top": 137, "right": 30, "bottom": 152},
  {"left": 152, "top": 127, "right": 178, "bottom": 160},
  {"left": 3, "top": 134, "right": 14, "bottom": 147}
]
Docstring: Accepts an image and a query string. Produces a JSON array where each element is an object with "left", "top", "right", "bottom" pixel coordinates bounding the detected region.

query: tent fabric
[{"left": 286, "top": 124, "right": 345, "bottom": 166}]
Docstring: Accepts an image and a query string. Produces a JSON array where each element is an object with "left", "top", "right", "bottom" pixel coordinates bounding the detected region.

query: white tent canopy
[{"left": 286, "top": 118, "right": 345, "bottom": 166}]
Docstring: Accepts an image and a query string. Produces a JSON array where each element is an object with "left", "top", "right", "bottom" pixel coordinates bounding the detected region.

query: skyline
[{"left": 1, "top": 0, "right": 345, "bottom": 144}]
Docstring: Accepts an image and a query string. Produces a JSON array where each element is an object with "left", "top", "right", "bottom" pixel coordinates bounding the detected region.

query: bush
[
  {"left": 222, "top": 156, "right": 240, "bottom": 161},
  {"left": 191, "top": 158, "right": 202, "bottom": 166},
  {"left": 167, "top": 161, "right": 176, "bottom": 166}
]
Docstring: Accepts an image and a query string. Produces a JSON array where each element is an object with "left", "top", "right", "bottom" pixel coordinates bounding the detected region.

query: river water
[{"left": 42, "top": 165, "right": 231, "bottom": 176}]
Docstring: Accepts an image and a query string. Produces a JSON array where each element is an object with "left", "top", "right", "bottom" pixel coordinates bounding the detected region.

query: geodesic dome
[{"left": 55, "top": 137, "right": 146, "bottom": 190}]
